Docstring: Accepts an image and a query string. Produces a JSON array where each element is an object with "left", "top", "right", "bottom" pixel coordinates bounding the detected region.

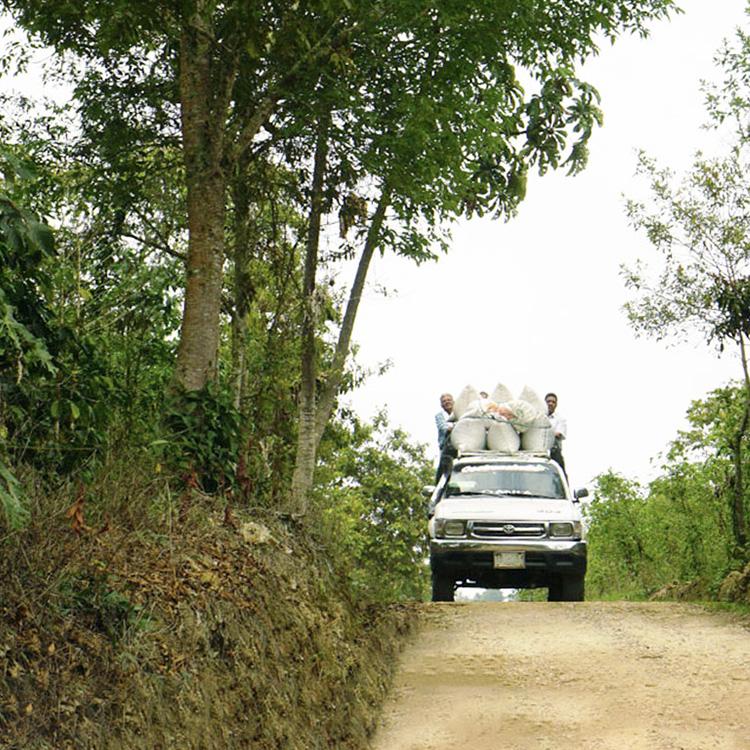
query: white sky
[{"left": 345, "top": 0, "right": 750, "bottom": 489}]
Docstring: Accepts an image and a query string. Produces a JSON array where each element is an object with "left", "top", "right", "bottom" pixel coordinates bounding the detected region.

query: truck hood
[{"left": 434, "top": 495, "right": 579, "bottom": 522}]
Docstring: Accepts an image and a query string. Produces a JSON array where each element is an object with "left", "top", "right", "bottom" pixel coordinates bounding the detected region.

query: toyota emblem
[{"left": 502, "top": 524, "right": 515, "bottom": 535}]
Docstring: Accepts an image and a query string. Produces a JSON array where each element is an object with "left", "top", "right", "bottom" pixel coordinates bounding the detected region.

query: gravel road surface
[{"left": 372, "top": 601, "right": 750, "bottom": 750}]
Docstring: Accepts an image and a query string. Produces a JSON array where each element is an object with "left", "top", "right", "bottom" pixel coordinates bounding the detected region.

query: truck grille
[{"left": 470, "top": 522, "right": 545, "bottom": 539}]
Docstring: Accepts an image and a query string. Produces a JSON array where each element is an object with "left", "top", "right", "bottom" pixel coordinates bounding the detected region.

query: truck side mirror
[
  {"left": 573, "top": 488, "right": 589, "bottom": 502},
  {"left": 422, "top": 485, "right": 436, "bottom": 498}
]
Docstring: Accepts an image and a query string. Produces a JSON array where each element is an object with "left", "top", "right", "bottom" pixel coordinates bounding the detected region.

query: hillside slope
[{"left": 0, "top": 499, "right": 417, "bottom": 750}]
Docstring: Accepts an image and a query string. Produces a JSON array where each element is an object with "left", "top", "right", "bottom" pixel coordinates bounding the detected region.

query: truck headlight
[
  {"left": 435, "top": 519, "right": 466, "bottom": 537},
  {"left": 549, "top": 522, "right": 582, "bottom": 538}
]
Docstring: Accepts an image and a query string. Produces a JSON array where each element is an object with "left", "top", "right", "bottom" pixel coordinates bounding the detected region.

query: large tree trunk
[
  {"left": 290, "top": 115, "right": 330, "bottom": 515},
  {"left": 173, "top": 8, "right": 229, "bottom": 392},
  {"left": 230, "top": 160, "right": 254, "bottom": 411}
]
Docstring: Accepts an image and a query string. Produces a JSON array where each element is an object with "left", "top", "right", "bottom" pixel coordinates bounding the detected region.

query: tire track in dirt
[{"left": 372, "top": 602, "right": 750, "bottom": 750}]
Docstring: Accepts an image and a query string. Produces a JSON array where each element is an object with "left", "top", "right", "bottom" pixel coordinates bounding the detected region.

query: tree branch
[
  {"left": 314, "top": 184, "right": 392, "bottom": 443},
  {"left": 119, "top": 230, "right": 186, "bottom": 262}
]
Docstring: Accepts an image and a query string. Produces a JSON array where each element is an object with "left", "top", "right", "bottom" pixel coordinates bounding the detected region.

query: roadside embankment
[{"left": 0, "top": 483, "right": 418, "bottom": 749}]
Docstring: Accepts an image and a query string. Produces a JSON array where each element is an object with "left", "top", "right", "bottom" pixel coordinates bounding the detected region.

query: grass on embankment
[{"left": 0, "top": 464, "right": 420, "bottom": 750}]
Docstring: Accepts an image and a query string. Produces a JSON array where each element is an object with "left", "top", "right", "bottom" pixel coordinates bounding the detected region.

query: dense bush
[
  {"left": 315, "top": 411, "right": 433, "bottom": 602},
  {"left": 585, "top": 385, "right": 747, "bottom": 599}
]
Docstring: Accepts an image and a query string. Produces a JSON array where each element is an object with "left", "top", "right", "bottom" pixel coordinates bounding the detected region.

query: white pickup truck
[{"left": 427, "top": 452, "right": 588, "bottom": 602}]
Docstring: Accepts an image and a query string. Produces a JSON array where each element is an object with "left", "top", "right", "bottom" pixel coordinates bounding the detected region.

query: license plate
[{"left": 493, "top": 551, "right": 525, "bottom": 569}]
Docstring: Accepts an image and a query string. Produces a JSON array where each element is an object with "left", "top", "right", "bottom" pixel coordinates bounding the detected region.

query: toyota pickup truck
[{"left": 427, "top": 453, "right": 588, "bottom": 602}]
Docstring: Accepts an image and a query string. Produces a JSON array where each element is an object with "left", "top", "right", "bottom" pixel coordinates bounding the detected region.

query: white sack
[
  {"left": 518, "top": 385, "right": 546, "bottom": 416},
  {"left": 487, "top": 421, "right": 520, "bottom": 452},
  {"left": 490, "top": 382, "right": 514, "bottom": 404},
  {"left": 453, "top": 385, "right": 480, "bottom": 420},
  {"left": 521, "top": 425, "right": 554, "bottom": 452},
  {"left": 527, "top": 412, "right": 552, "bottom": 428},
  {"left": 502, "top": 399, "right": 541, "bottom": 432},
  {"left": 450, "top": 418, "right": 487, "bottom": 452},
  {"left": 459, "top": 399, "right": 486, "bottom": 419}
]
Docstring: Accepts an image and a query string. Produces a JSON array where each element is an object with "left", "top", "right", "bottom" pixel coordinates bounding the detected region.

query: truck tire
[
  {"left": 547, "top": 578, "right": 562, "bottom": 601},
  {"left": 431, "top": 571, "right": 455, "bottom": 602},
  {"left": 561, "top": 575, "right": 585, "bottom": 602},
  {"left": 548, "top": 575, "right": 585, "bottom": 602}
]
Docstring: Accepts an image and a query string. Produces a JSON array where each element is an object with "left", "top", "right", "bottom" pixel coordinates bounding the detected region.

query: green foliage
[
  {"left": 0, "top": 143, "right": 57, "bottom": 528},
  {"left": 584, "top": 472, "right": 652, "bottom": 598},
  {"left": 225, "top": 160, "right": 306, "bottom": 506},
  {"left": 585, "top": 386, "right": 747, "bottom": 599},
  {"left": 623, "top": 25, "right": 750, "bottom": 352},
  {"left": 0, "top": 143, "right": 56, "bottom": 381},
  {"left": 315, "top": 410, "right": 433, "bottom": 602},
  {"left": 671, "top": 385, "right": 748, "bottom": 464},
  {"left": 714, "top": 277, "right": 750, "bottom": 346},
  {"left": 162, "top": 384, "right": 242, "bottom": 494},
  {"left": 0, "top": 458, "right": 27, "bottom": 530},
  {"left": 0, "top": 104, "right": 182, "bottom": 485},
  {"left": 622, "top": 29, "right": 750, "bottom": 560},
  {"left": 623, "top": 149, "right": 750, "bottom": 347}
]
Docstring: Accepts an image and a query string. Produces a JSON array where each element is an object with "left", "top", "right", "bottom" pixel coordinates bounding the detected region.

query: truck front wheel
[
  {"left": 431, "top": 571, "right": 455, "bottom": 602},
  {"left": 549, "top": 574, "right": 585, "bottom": 602}
]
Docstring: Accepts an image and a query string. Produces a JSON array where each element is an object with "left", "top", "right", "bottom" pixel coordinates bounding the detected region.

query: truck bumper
[{"left": 430, "top": 539, "right": 587, "bottom": 588}]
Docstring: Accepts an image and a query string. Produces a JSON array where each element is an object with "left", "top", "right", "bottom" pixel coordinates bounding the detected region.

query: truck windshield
[{"left": 445, "top": 463, "right": 565, "bottom": 499}]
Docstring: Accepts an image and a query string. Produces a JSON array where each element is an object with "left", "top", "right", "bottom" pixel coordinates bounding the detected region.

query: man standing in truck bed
[
  {"left": 545, "top": 392, "right": 567, "bottom": 476},
  {"left": 435, "top": 393, "right": 456, "bottom": 482}
]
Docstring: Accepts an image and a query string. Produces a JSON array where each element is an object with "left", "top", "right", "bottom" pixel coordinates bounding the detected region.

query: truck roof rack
[{"left": 456, "top": 449, "right": 550, "bottom": 458}]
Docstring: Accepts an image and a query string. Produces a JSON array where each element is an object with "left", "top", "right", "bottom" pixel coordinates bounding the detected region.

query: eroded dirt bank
[
  {"left": 0, "top": 510, "right": 416, "bottom": 750},
  {"left": 372, "top": 601, "right": 750, "bottom": 750}
]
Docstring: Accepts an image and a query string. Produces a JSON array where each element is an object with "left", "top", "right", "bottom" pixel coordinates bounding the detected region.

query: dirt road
[{"left": 372, "top": 602, "right": 750, "bottom": 750}]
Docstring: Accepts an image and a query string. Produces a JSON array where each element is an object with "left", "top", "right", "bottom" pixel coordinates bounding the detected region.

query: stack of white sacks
[{"left": 450, "top": 384, "right": 553, "bottom": 453}]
